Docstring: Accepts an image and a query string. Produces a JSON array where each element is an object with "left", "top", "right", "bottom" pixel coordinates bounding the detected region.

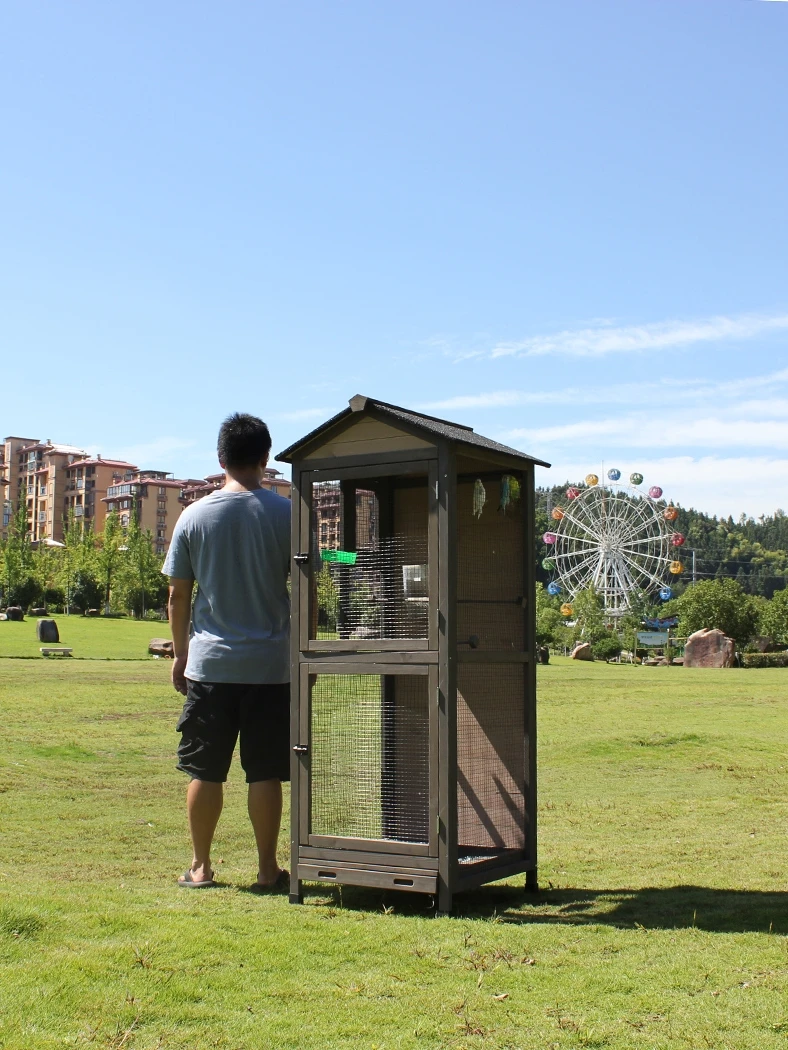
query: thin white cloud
[
  {"left": 507, "top": 415, "right": 788, "bottom": 450},
  {"left": 420, "top": 366, "right": 788, "bottom": 414},
  {"left": 456, "top": 312, "right": 788, "bottom": 360},
  {"left": 419, "top": 391, "right": 559, "bottom": 410},
  {"left": 114, "top": 436, "right": 196, "bottom": 467},
  {"left": 275, "top": 407, "right": 335, "bottom": 422}
]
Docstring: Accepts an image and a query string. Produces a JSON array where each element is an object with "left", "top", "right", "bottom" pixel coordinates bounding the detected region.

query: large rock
[
  {"left": 149, "top": 638, "right": 174, "bottom": 658},
  {"left": 570, "top": 642, "right": 594, "bottom": 661},
  {"left": 37, "top": 618, "right": 60, "bottom": 643},
  {"left": 6, "top": 606, "right": 24, "bottom": 622},
  {"left": 683, "top": 628, "right": 735, "bottom": 668}
]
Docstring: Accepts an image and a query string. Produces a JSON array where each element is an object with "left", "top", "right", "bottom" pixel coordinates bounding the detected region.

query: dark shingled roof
[{"left": 277, "top": 395, "right": 551, "bottom": 468}]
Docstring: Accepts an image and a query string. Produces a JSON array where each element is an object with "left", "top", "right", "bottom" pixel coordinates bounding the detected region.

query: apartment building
[
  {"left": 62, "top": 457, "right": 138, "bottom": 534},
  {"left": 3, "top": 429, "right": 291, "bottom": 552},
  {"left": 1, "top": 438, "right": 87, "bottom": 543},
  {"left": 103, "top": 469, "right": 188, "bottom": 555},
  {"left": 181, "top": 468, "right": 291, "bottom": 504},
  {"left": 313, "top": 482, "right": 376, "bottom": 552},
  {"left": 1, "top": 435, "right": 39, "bottom": 540}
]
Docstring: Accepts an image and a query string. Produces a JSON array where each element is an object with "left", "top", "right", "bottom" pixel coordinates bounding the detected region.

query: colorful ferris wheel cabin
[{"left": 277, "top": 395, "right": 550, "bottom": 914}]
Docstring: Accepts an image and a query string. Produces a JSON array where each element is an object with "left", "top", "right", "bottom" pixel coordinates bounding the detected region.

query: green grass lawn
[
  {"left": 1, "top": 651, "right": 786, "bottom": 1049},
  {"left": 0, "top": 615, "right": 165, "bottom": 660}
]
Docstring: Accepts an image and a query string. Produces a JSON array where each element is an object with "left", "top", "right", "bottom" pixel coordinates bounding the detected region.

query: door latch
[
  {"left": 293, "top": 553, "right": 309, "bottom": 564},
  {"left": 292, "top": 744, "right": 309, "bottom": 755}
]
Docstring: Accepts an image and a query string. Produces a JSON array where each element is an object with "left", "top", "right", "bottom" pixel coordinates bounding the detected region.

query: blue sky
[{"left": 2, "top": 1, "right": 787, "bottom": 518}]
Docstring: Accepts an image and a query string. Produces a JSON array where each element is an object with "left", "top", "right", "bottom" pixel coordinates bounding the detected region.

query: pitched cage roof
[{"left": 277, "top": 394, "right": 550, "bottom": 468}]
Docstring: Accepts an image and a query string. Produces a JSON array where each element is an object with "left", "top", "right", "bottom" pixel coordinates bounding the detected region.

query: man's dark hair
[{"left": 217, "top": 413, "right": 272, "bottom": 468}]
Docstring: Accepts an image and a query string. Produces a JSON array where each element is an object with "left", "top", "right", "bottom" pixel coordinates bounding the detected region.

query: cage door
[
  {"left": 299, "top": 665, "right": 437, "bottom": 856},
  {"left": 302, "top": 464, "right": 438, "bottom": 651}
]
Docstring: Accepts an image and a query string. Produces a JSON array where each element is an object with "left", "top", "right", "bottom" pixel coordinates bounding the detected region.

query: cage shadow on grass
[
  {"left": 456, "top": 883, "right": 788, "bottom": 934},
  {"left": 293, "top": 883, "right": 788, "bottom": 934}
]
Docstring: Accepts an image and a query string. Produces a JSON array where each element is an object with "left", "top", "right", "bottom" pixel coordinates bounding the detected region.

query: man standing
[{"left": 163, "top": 413, "right": 291, "bottom": 889}]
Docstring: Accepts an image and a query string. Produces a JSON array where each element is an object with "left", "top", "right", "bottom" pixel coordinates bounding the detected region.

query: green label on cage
[{"left": 320, "top": 549, "right": 358, "bottom": 565}]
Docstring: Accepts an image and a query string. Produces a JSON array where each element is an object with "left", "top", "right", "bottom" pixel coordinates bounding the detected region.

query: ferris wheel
[{"left": 542, "top": 470, "right": 686, "bottom": 619}]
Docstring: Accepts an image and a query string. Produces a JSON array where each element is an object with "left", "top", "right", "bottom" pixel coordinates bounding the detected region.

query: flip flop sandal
[
  {"left": 249, "top": 869, "right": 290, "bottom": 894},
  {"left": 178, "top": 869, "right": 216, "bottom": 889}
]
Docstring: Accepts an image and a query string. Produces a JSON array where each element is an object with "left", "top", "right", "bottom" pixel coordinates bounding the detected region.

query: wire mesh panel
[
  {"left": 309, "top": 673, "right": 430, "bottom": 844},
  {"left": 310, "top": 477, "right": 429, "bottom": 642},
  {"left": 456, "top": 663, "right": 527, "bottom": 860},
  {"left": 456, "top": 474, "right": 525, "bottom": 650}
]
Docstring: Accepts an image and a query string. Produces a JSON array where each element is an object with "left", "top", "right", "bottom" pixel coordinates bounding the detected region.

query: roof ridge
[{"left": 358, "top": 394, "right": 474, "bottom": 433}]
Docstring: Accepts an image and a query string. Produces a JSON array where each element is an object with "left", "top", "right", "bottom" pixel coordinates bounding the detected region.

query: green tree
[
  {"left": 96, "top": 510, "right": 123, "bottom": 611},
  {"left": 571, "top": 586, "right": 608, "bottom": 644},
  {"left": 316, "top": 564, "right": 339, "bottom": 633},
  {"left": 57, "top": 510, "right": 101, "bottom": 611},
  {"left": 758, "top": 587, "right": 788, "bottom": 646},
  {"left": 116, "top": 502, "right": 167, "bottom": 616},
  {"left": 592, "top": 634, "right": 623, "bottom": 660},
  {"left": 535, "top": 584, "right": 564, "bottom": 647},
  {"left": 672, "top": 578, "right": 758, "bottom": 648},
  {"left": 31, "top": 542, "right": 61, "bottom": 608},
  {"left": 0, "top": 485, "right": 35, "bottom": 607}
]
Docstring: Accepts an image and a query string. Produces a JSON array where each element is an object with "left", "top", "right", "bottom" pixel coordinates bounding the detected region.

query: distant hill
[{"left": 535, "top": 486, "right": 788, "bottom": 599}]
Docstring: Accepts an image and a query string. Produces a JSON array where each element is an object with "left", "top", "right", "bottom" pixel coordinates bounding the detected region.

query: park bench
[{"left": 40, "top": 647, "right": 73, "bottom": 658}]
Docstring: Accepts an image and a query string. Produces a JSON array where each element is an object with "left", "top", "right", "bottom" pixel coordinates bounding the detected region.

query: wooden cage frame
[{"left": 277, "top": 395, "right": 549, "bottom": 914}]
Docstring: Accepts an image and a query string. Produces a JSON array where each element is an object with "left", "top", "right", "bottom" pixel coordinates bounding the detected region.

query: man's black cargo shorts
[{"left": 176, "top": 680, "right": 290, "bottom": 783}]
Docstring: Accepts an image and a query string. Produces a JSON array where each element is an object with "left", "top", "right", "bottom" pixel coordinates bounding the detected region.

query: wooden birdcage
[{"left": 277, "top": 395, "right": 550, "bottom": 913}]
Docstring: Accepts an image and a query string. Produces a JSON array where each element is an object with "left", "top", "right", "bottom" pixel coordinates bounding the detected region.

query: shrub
[
  {"left": 741, "top": 651, "right": 788, "bottom": 668},
  {"left": 591, "top": 634, "right": 623, "bottom": 661},
  {"left": 44, "top": 586, "right": 65, "bottom": 608}
]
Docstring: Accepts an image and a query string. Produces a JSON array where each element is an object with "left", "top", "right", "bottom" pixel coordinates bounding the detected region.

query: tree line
[
  {"left": 0, "top": 491, "right": 167, "bottom": 617},
  {"left": 537, "top": 577, "right": 788, "bottom": 658}
]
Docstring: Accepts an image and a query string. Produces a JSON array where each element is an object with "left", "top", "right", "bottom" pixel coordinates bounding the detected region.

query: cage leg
[
  {"left": 289, "top": 876, "right": 303, "bottom": 905},
  {"left": 436, "top": 880, "right": 453, "bottom": 916},
  {"left": 525, "top": 868, "right": 539, "bottom": 894}
]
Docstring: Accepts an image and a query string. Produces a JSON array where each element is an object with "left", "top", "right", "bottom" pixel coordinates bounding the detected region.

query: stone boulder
[
  {"left": 537, "top": 645, "right": 550, "bottom": 665},
  {"left": 37, "top": 618, "right": 60, "bottom": 643},
  {"left": 751, "top": 635, "right": 779, "bottom": 653},
  {"left": 149, "top": 638, "right": 174, "bottom": 658},
  {"left": 6, "top": 606, "right": 24, "bottom": 622},
  {"left": 683, "top": 628, "right": 735, "bottom": 668},
  {"left": 570, "top": 642, "right": 594, "bottom": 661},
  {"left": 30, "top": 606, "right": 47, "bottom": 617}
]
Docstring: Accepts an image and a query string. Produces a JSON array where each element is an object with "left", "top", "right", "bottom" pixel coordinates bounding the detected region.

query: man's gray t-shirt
[{"left": 162, "top": 489, "right": 291, "bottom": 684}]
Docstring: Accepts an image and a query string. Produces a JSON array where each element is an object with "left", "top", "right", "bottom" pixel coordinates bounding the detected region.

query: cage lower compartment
[
  {"left": 309, "top": 673, "right": 431, "bottom": 845},
  {"left": 457, "top": 663, "right": 527, "bottom": 863},
  {"left": 311, "top": 477, "right": 429, "bottom": 642}
]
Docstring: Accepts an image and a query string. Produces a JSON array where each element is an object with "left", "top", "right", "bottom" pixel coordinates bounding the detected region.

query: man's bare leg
[
  {"left": 248, "top": 779, "right": 284, "bottom": 885},
  {"left": 180, "top": 778, "right": 223, "bottom": 884}
]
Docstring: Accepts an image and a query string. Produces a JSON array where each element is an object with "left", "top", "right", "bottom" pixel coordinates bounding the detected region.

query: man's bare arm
[{"left": 168, "top": 578, "right": 194, "bottom": 695}]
